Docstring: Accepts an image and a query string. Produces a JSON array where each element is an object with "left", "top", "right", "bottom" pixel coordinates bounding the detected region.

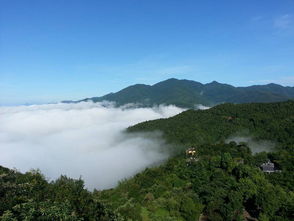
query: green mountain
[
  {"left": 97, "top": 101, "right": 294, "bottom": 221},
  {"left": 128, "top": 100, "right": 294, "bottom": 146},
  {"left": 78, "top": 78, "right": 294, "bottom": 107},
  {"left": 2, "top": 101, "right": 293, "bottom": 220}
]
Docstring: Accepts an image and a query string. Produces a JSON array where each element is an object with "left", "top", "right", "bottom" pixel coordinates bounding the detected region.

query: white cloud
[
  {"left": 0, "top": 102, "right": 184, "bottom": 190},
  {"left": 194, "top": 104, "right": 210, "bottom": 110},
  {"left": 226, "top": 136, "right": 275, "bottom": 154},
  {"left": 274, "top": 14, "right": 293, "bottom": 29}
]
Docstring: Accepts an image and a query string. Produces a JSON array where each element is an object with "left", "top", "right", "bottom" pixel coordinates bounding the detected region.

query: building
[
  {"left": 186, "top": 147, "right": 198, "bottom": 164},
  {"left": 186, "top": 148, "right": 197, "bottom": 156},
  {"left": 261, "top": 160, "right": 275, "bottom": 173}
]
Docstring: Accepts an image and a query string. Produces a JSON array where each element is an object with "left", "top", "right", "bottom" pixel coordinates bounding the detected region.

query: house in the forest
[
  {"left": 260, "top": 160, "right": 278, "bottom": 173},
  {"left": 186, "top": 147, "right": 198, "bottom": 164}
]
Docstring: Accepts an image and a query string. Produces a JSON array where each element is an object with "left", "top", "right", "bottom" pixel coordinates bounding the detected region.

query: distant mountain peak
[
  {"left": 66, "top": 78, "right": 294, "bottom": 107},
  {"left": 166, "top": 78, "right": 179, "bottom": 81},
  {"left": 205, "top": 80, "right": 221, "bottom": 85},
  {"left": 267, "top": 83, "right": 282, "bottom": 87}
]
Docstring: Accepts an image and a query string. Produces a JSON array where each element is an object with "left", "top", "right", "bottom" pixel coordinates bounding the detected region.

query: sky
[{"left": 1, "top": 0, "right": 294, "bottom": 105}]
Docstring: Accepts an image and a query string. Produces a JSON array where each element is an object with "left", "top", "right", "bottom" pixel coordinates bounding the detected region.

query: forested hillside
[
  {"left": 93, "top": 100, "right": 293, "bottom": 220},
  {"left": 77, "top": 78, "right": 294, "bottom": 108},
  {"left": 128, "top": 100, "right": 294, "bottom": 147},
  {"left": 96, "top": 142, "right": 294, "bottom": 221},
  {"left": 0, "top": 166, "right": 120, "bottom": 220},
  {"left": 1, "top": 101, "right": 294, "bottom": 220}
]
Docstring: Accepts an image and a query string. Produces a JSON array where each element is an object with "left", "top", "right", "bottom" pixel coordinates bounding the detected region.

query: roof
[{"left": 261, "top": 161, "right": 275, "bottom": 172}]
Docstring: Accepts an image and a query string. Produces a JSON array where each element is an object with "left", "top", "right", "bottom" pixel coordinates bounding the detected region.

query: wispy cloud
[
  {"left": 251, "top": 14, "right": 293, "bottom": 35},
  {"left": 226, "top": 136, "right": 275, "bottom": 154},
  {"left": 274, "top": 14, "right": 293, "bottom": 29},
  {"left": 251, "top": 15, "right": 264, "bottom": 22}
]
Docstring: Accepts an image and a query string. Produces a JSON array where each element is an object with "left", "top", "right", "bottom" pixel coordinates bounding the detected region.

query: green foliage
[
  {"left": 128, "top": 101, "right": 294, "bottom": 148},
  {"left": 95, "top": 101, "right": 294, "bottom": 220},
  {"left": 95, "top": 141, "right": 294, "bottom": 220},
  {"left": 0, "top": 167, "right": 120, "bottom": 220}
]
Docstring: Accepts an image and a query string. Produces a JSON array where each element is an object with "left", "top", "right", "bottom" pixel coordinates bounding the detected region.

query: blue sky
[{"left": 1, "top": 0, "right": 294, "bottom": 105}]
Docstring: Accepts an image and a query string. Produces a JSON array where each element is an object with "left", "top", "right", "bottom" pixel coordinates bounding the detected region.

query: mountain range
[{"left": 71, "top": 78, "right": 294, "bottom": 108}]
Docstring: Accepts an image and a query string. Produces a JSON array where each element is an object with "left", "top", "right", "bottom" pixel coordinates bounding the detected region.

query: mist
[
  {"left": 194, "top": 104, "right": 211, "bottom": 110},
  {"left": 226, "top": 136, "right": 275, "bottom": 153},
  {"left": 0, "top": 102, "right": 184, "bottom": 190}
]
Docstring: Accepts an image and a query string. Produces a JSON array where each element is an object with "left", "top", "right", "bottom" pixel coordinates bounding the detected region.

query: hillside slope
[
  {"left": 128, "top": 100, "right": 294, "bottom": 146},
  {"left": 96, "top": 101, "right": 294, "bottom": 220}
]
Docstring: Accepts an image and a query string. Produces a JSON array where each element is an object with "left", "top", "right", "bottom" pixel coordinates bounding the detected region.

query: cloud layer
[{"left": 0, "top": 102, "right": 184, "bottom": 190}]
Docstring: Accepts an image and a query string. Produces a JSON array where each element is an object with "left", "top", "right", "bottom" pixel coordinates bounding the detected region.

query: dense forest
[
  {"left": 96, "top": 142, "right": 293, "bottom": 221},
  {"left": 0, "top": 166, "right": 120, "bottom": 220},
  {"left": 128, "top": 100, "right": 294, "bottom": 147},
  {"left": 1, "top": 101, "right": 294, "bottom": 220}
]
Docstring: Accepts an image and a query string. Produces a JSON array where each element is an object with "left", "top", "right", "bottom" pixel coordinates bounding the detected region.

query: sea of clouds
[{"left": 0, "top": 102, "right": 185, "bottom": 190}]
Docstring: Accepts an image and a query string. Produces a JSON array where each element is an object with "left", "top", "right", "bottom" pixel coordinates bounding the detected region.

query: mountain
[
  {"left": 76, "top": 78, "right": 294, "bottom": 107},
  {"left": 128, "top": 100, "right": 294, "bottom": 146},
  {"left": 97, "top": 100, "right": 294, "bottom": 221},
  {"left": 1, "top": 101, "right": 294, "bottom": 220}
]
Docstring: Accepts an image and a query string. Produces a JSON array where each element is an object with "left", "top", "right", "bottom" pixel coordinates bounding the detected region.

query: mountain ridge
[{"left": 69, "top": 78, "right": 294, "bottom": 107}]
